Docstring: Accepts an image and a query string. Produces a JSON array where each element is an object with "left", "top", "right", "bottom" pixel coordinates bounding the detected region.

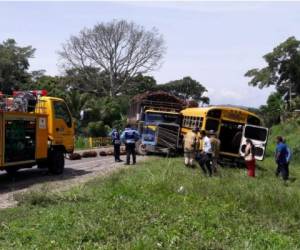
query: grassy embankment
[{"left": 0, "top": 119, "right": 300, "bottom": 249}]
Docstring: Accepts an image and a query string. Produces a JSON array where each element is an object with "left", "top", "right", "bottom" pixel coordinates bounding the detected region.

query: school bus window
[
  {"left": 188, "top": 116, "right": 192, "bottom": 127},
  {"left": 207, "top": 109, "right": 221, "bottom": 119},
  {"left": 247, "top": 115, "right": 261, "bottom": 126},
  {"left": 183, "top": 116, "right": 189, "bottom": 127},
  {"left": 205, "top": 118, "right": 219, "bottom": 131},
  {"left": 185, "top": 117, "right": 190, "bottom": 127},
  {"left": 184, "top": 117, "right": 188, "bottom": 127},
  {"left": 190, "top": 117, "right": 195, "bottom": 127},
  {"left": 199, "top": 117, "right": 203, "bottom": 128}
]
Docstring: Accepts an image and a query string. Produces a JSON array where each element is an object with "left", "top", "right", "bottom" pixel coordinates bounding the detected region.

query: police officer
[
  {"left": 121, "top": 124, "right": 140, "bottom": 165},
  {"left": 111, "top": 129, "right": 122, "bottom": 162}
]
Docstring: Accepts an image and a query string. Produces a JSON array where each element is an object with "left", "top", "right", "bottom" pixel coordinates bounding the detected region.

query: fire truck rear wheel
[
  {"left": 48, "top": 149, "right": 65, "bottom": 175},
  {"left": 5, "top": 167, "right": 18, "bottom": 176}
]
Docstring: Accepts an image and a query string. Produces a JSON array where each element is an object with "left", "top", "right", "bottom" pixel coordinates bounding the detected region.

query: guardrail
[{"left": 88, "top": 137, "right": 112, "bottom": 148}]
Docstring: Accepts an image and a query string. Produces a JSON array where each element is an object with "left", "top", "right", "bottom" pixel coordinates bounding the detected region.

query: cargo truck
[{"left": 128, "top": 91, "right": 185, "bottom": 155}]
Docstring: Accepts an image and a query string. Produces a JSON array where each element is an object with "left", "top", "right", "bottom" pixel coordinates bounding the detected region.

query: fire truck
[{"left": 0, "top": 90, "right": 74, "bottom": 175}]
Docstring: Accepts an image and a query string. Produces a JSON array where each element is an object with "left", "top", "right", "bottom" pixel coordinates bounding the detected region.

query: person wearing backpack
[{"left": 244, "top": 139, "right": 256, "bottom": 177}]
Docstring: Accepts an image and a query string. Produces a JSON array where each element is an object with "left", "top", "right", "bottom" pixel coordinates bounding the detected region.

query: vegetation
[
  {"left": 246, "top": 36, "right": 300, "bottom": 127},
  {"left": 0, "top": 119, "right": 299, "bottom": 249},
  {"left": 0, "top": 20, "right": 208, "bottom": 137},
  {"left": 0, "top": 39, "right": 35, "bottom": 93},
  {"left": 59, "top": 20, "right": 166, "bottom": 97}
]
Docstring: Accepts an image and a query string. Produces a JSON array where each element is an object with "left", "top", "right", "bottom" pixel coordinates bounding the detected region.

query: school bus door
[{"left": 239, "top": 125, "right": 269, "bottom": 161}]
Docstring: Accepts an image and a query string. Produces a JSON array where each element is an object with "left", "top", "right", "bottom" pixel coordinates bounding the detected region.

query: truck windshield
[{"left": 145, "top": 112, "right": 180, "bottom": 124}]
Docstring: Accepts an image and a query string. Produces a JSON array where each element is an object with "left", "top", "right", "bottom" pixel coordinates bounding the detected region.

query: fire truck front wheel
[{"left": 48, "top": 149, "right": 65, "bottom": 175}]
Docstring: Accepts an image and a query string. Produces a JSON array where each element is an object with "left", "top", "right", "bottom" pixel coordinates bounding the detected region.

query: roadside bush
[
  {"left": 87, "top": 121, "right": 110, "bottom": 137},
  {"left": 75, "top": 136, "right": 90, "bottom": 149}
]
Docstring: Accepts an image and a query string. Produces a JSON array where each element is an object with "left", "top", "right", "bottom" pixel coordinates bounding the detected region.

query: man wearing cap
[
  {"left": 183, "top": 127, "right": 199, "bottom": 167},
  {"left": 209, "top": 130, "right": 220, "bottom": 173}
]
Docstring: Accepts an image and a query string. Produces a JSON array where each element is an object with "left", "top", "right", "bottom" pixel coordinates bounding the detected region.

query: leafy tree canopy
[
  {"left": 0, "top": 39, "right": 35, "bottom": 93},
  {"left": 156, "top": 76, "right": 209, "bottom": 105},
  {"left": 258, "top": 92, "right": 283, "bottom": 127},
  {"left": 245, "top": 36, "right": 300, "bottom": 95}
]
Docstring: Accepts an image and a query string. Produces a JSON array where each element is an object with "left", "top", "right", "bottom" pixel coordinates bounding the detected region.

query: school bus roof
[{"left": 180, "top": 106, "right": 260, "bottom": 119}]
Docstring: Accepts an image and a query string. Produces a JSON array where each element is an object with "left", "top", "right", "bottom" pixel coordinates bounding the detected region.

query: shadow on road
[{"left": 0, "top": 167, "right": 92, "bottom": 194}]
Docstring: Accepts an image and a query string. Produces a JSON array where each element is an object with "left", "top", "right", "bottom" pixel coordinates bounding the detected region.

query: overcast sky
[{"left": 1, "top": 1, "right": 300, "bottom": 107}]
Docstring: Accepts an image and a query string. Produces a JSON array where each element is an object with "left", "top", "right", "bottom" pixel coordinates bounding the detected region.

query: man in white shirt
[{"left": 197, "top": 130, "right": 213, "bottom": 177}]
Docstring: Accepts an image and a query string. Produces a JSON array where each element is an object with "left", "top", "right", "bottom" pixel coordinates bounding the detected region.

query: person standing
[
  {"left": 209, "top": 130, "right": 220, "bottom": 174},
  {"left": 197, "top": 130, "right": 213, "bottom": 177},
  {"left": 275, "top": 136, "right": 289, "bottom": 181},
  {"left": 244, "top": 139, "right": 256, "bottom": 177},
  {"left": 121, "top": 124, "right": 140, "bottom": 165},
  {"left": 183, "top": 127, "right": 199, "bottom": 167},
  {"left": 111, "top": 129, "right": 122, "bottom": 162},
  {"left": 283, "top": 138, "right": 292, "bottom": 170}
]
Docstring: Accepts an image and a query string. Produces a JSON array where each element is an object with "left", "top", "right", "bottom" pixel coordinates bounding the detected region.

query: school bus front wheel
[{"left": 48, "top": 148, "right": 65, "bottom": 175}]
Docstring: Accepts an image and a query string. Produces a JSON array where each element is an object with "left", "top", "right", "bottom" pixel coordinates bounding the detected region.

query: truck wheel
[
  {"left": 48, "top": 149, "right": 65, "bottom": 175},
  {"left": 5, "top": 167, "right": 18, "bottom": 176},
  {"left": 137, "top": 143, "right": 147, "bottom": 155}
]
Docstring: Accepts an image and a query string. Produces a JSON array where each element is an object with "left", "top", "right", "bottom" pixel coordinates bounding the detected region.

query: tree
[
  {"left": 245, "top": 36, "right": 300, "bottom": 96},
  {"left": 122, "top": 74, "right": 156, "bottom": 96},
  {"left": 0, "top": 39, "right": 35, "bottom": 93},
  {"left": 258, "top": 92, "right": 283, "bottom": 127},
  {"left": 156, "top": 76, "right": 209, "bottom": 105},
  {"left": 59, "top": 20, "right": 165, "bottom": 97},
  {"left": 26, "top": 75, "right": 65, "bottom": 97}
]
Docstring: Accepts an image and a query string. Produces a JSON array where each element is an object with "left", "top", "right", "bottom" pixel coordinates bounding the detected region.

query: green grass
[
  {"left": 1, "top": 119, "right": 300, "bottom": 249},
  {"left": 0, "top": 156, "right": 300, "bottom": 249},
  {"left": 75, "top": 136, "right": 90, "bottom": 149},
  {"left": 266, "top": 117, "right": 300, "bottom": 162}
]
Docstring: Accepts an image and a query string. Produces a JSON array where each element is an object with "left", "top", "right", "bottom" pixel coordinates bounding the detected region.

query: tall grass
[
  {"left": 0, "top": 120, "right": 299, "bottom": 249},
  {"left": 0, "top": 156, "right": 299, "bottom": 249}
]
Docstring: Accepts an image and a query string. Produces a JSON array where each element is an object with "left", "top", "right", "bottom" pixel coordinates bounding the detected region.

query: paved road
[{"left": 0, "top": 154, "right": 147, "bottom": 209}]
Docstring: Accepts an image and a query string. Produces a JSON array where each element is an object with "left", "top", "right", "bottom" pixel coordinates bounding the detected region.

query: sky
[{"left": 1, "top": 1, "right": 300, "bottom": 107}]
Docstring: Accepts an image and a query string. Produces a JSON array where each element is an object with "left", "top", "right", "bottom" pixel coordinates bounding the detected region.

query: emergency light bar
[{"left": 13, "top": 90, "right": 48, "bottom": 97}]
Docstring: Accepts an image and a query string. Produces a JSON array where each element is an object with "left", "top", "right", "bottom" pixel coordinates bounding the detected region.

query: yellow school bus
[{"left": 181, "top": 106, "right": 268, "bottom": 162}]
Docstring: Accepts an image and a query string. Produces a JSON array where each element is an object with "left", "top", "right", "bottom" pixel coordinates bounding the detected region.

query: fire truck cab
[{"left": 0, "top": 90, "right": 75, "bottom": 175}]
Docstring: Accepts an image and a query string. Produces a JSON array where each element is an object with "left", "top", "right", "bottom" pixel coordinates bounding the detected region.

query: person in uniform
[
  {"left": 111, "top": 129, "right": 122, "bottom": 162},
  {"left": 121, "top": 124, "right": 140, "bottom": 165},
  {"left": 209, "top": 130, "right": 220, "bottom": 174},
  {"left": 183, "top": 127, "right": 199, "bottom": 167}
]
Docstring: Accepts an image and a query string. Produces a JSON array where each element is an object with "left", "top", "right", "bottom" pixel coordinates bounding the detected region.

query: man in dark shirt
[
  {"left": 275, "top": 136, "right": 288, "bottom": 181},
  {"left": 111, "top": 129, "right": 122, "bottom": 162}
]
